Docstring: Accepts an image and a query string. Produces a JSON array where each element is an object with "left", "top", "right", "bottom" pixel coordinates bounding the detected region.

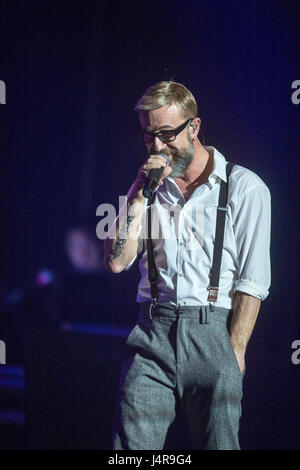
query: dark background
[{"left": 0, "top": 0, "right": 299, "bottom": 450}]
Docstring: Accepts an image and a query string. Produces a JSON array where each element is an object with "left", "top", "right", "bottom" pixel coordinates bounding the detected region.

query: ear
[{"left": 190, "top": 117, "right": 201, "bottom": 138}]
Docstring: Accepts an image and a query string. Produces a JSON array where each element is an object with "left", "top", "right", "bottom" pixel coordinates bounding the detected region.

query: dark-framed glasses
[{"left": 138, "top": 118, "right": 193, "bottom": 144}]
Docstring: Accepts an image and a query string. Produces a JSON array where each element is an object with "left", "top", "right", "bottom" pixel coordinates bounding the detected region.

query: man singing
[{"left": 103, "top": 81, "right": 271, "bottom": 450}]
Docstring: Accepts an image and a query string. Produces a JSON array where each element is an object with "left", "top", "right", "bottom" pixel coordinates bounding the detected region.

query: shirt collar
[{"left": 206, "top": 146, "right": 228, "bottom": 183}]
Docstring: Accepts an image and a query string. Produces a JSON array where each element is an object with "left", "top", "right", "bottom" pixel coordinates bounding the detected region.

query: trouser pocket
[
  {"left": 125, "top": 325, "right": 140, "bottom": 348},
  {"left": 224, "top": 327, "right": 246, "bottom": 378}
]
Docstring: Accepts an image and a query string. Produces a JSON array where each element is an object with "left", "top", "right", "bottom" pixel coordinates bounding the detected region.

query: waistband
[{"left": 139, "top": 302, "right": 232, "bottom": 325}]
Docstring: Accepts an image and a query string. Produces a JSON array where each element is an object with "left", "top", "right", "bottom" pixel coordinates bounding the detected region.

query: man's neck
[{"left": 175, "top": 141, "right": 213, "bottom": 187}]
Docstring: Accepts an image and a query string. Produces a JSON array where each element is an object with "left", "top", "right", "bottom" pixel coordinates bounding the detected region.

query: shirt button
[{"left": 179, "top": 272, "right": 184, "bottom": 277}]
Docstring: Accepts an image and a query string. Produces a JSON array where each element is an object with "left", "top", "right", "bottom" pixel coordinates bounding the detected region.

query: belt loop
[
  {"left": 209, "top": 302, "right": 215, "bottom": 312},
  {"left": 205, "top": 305, "right": 209, "bottom": 324},
  {"left": 199, "top": 306, "right": 209, "bottom": 324}
]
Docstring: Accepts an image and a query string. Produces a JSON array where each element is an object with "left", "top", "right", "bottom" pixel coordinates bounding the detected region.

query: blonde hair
[{"left": 134, "top": 81, "right": 198, "bottom": 119}]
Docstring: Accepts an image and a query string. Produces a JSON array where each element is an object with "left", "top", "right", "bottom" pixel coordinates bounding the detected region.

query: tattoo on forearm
[{"left": 108, "top": 204, "right": 136, "bottom": 261}]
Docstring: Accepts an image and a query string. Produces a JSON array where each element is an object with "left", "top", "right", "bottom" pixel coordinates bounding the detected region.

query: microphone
[{"left": 142, "top": 153, "right": 170, "bottom": 199}]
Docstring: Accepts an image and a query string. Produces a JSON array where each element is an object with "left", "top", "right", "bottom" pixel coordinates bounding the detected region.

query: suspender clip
[
  {"left": 149, "top": 298, "right": 157, "bottom": 319},
  {"left": 208, "top": 286, "right": 218, "bottom": 303}
]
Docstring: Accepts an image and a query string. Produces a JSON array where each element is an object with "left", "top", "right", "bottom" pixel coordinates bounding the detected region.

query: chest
[
  {"left": 174, "top": 179, "right": 202, "bottom": 201},
  {"left": 151, "top": 180, "right": 229, "bottom": 238}
]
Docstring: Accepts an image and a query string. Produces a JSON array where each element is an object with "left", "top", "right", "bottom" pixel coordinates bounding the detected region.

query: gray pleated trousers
[{"left": 113, "top": 302, "right": 245, "bottom": 450}]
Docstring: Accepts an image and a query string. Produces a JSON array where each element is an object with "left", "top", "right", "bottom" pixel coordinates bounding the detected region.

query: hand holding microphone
[
  {"left": 142, "top": 153, "right": 171, "bottom": 198},
  {"left": 127, "top": 153, "right": 172, "bottom": 204}
]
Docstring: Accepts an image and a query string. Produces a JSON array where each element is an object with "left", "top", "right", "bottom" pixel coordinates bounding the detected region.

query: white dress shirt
[{"left": 126, "top": 146, "right": 271, "bottom": 309}]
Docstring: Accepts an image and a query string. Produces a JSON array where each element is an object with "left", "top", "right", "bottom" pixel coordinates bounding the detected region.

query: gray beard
[{"left": 168, "top": 142, "right": 194, "bottom": 178}]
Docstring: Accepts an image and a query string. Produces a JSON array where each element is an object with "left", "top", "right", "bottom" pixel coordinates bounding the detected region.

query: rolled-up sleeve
[{"left": 233, "top": 184, "right": 271, "bottom": 300}]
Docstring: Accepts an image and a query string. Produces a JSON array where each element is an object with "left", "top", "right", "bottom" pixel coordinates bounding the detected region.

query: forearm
[
  {"left": 104, "top": 189, "right": 145, "bottom": 273},
  {"left": 229, "top": 291, "right": 261, "bottom": 354},
  {"left": 104, "top": 155, "right": 171, "bottom": 273}
]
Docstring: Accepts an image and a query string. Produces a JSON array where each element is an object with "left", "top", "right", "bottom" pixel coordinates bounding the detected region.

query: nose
[{"left": 151, "top": 136, "right": 167, "bottom": 154}]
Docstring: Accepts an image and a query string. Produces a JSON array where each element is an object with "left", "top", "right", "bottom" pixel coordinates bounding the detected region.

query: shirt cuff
[{"left": 234, "top": 279, "right": 269, "bottom": 301}]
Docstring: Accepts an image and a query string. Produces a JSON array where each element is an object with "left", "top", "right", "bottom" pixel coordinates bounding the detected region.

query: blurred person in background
[
  {"left": 50, "top": 224, "right": 114, "bottom": 325},
  {"left": 1, "top": 222, "right": 137, "bottom": 364}
]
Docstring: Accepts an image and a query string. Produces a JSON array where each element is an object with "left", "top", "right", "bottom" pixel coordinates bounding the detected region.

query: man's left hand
[{"left": 232, "top": 346, "right": 246, "bottom": 373}]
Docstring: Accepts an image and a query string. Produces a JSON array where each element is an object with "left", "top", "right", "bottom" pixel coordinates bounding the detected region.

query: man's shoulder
[
  {"left": 213, "top": 147, "right": 270, "bottom": 197},
  {"left": 229, "top": 162, "right": 270, "bottom": 199}
]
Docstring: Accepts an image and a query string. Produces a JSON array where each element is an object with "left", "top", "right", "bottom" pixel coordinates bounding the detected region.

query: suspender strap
[
  {"left": 208, "top": 162, "right": 234, "bottom": 303},
  {"left": 146, "top": 194, "right": 159, "bottom": 306}
]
